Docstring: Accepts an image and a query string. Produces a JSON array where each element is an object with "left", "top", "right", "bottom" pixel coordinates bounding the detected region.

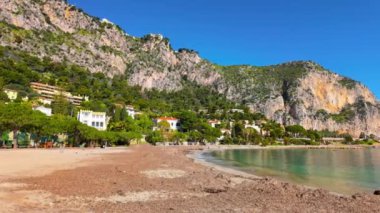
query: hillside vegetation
[{"left": 0, "top": 0, "right": 379, "bottom": 137}]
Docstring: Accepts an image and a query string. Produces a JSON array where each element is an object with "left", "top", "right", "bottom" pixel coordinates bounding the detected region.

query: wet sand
[{"left": 0, "top": 145, "right": 379, "bottom": 212}]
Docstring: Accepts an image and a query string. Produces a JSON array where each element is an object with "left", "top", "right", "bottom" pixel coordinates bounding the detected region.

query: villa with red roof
[
  {"left": 208, "top": 119, "right": 221, "bottom": 128},
  {"left": 155, "top": 116, "right": 180, "bottom": 131}
]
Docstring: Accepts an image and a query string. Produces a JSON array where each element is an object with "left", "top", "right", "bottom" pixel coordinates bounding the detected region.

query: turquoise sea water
[{"left": 202, "top": 148, "right": 380, "bottom": 194}]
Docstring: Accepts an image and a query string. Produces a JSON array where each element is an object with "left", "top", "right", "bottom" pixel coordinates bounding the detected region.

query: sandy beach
[{"left": 0, "top": 145, "right": 379, "bottom": 212}]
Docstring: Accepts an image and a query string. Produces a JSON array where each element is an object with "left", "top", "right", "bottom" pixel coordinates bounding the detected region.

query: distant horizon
[{"left": 68, "top": 0, "right": 380, "bottom": 98}]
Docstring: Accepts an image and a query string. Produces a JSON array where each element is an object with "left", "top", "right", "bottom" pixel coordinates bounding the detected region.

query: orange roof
[{"left": 157, "top": 116, "right": 178, "bottom": 121}]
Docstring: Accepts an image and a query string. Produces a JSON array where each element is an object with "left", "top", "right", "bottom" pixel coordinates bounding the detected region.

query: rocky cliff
[{"left": 0, "top": 0, "right": 379, "bottom": 137}]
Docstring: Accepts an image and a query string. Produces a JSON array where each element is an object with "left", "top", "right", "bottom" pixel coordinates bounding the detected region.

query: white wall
[
  {"left": 34, "top": 106, "right": 52, "bottom": 116},
  {"left": 126, "top": 108, "right": 136, "bottom": 119},
  {"left": 157, "top": 118, "right": 180, "bottom": 131},
  {"left": 78, "top": 110, "right": 107, "bottom": 131}
]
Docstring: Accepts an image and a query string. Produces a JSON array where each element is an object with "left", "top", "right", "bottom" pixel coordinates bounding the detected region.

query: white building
[
  {"left": 231, "top": 109, "right": 244, "bottom": 113},
  {"left": 33, "top": 106, "right": 52, "bottom": 116},
  {"left": 3, "top": 89, "right": 18, "bottom": 101},
  {"left": 30, "top": 82, "right": 87, "bottom": 106},
  {"left": 126, "top": 105, "right": 137, "bottom": 119},
  {"left": 77, "top": 110, "right": 108, "bottom": 131},
  {"left": 244, "top": 120, "right": 261, "bottom": 133},
  {"left": 218, "top": 128, "right": 232, "bottom": 141},
  {"left": 208, "top": 120, "right": 221, "bottom": 128},
  {"left": 155, "top": 117, "right": 180, "bottom": 131}
]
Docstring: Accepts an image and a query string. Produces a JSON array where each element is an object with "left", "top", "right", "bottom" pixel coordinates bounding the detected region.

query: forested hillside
[{"left": 0, "top": 0, "right": 379, "bottom": 137}]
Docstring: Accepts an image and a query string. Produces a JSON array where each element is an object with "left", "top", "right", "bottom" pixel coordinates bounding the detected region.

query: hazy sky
[{"left": 69, "top": 0, "right": 380, "bottom": 97}]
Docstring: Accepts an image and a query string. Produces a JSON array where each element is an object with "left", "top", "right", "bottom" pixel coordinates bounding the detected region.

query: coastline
[
  {"left": 0, "top": 145, "right": 379, "bottom": 212},
  {"left": 186, "top": 144, "right": 380, "bottom": 196},
  {"left": 199, "top": 144, "right": 380, "bottom": 151},
  {"left": 187, "top": 148, "right": 261, "bottom": 180}
]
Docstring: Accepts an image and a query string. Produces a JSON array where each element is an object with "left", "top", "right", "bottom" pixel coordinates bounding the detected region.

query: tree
[
  {"left": 343, "top": 134, "right": 354, "bottom": 144},
  {"left": 188, "top": 130, "right": 202, "bottom": 142},
  {"left": 197, "top": 122, "right": 221, "bottom": 143},
  {"left": 158, "top": 120, "right": 170, "bottom": 132},
  {"left": 0, "top": 103, "right": 34, "bottom": 148},
  {"left": 261, "top": 138, "right": 271, "bottom": 147},
  {"left": 51, "top": 95, "right": 72, "bottom": 116},
  {"left": 285, "top": 125, "right": 306, "bottom": 137},
  {"left": 108, "top": 116, "right": 140, "bottom": 132},
  {"left": 242, "top": 128, "right": 259, "bottom": 144},
  {"left": 44, "top": 114, "right": 80, "bottom": 145},
  {"left": 146, "top": 131, "right": 164, "bottom": 145},
  {"left": 359, "top": 132, "right": 366, "bottom": 139},
  {"left": 108, "top": 121, "right": 126, "bottom": 132},
  {"left": 175, "top": 111, "right": 199, "bottom": 132},
  {"left": 369, "top": 134, "right": 376, "bottom": 140},
  {"left": 261, "top": 122, "right": 271, "bottom": 137},
  {"left": 0, "top": 91, "right": 9, "bottom": 102},
  {"left": 221, "top": 135, "right": 233, "bottom": 145},
  {"left": 135, "top": 114, "right": 154, "bottom": 134},
  {"left": 157, "top": 120, "right": 172, "bottom": 141},
  {"left": 112, "top": 107, "right": 123, "bottom": 122},
  {"left": 306, "top": 130, "right": 322, "bottom": 142},
  {"left": 284, "top": 137, "right": 290, "bottom": 145},
  {"left": 123, "top": 116, "right": 141, "bottom": 132},
  {"left": 27, "top": 110, "right": 48, "bottom": 147},
  {"left": 125, "top": 131, "right": 143, "bottom": 144},
  {"left": 232, "top": 122, "right": 244, "bottom": 139},
  {"left": 170, "top": 131, "right": 188, "bottom": 144},
  {"left": 77, "top": 124, "right": 100, "bottom": 147},
  {"left": 262, "top": 121, "right": 284, "bottom": 139}
]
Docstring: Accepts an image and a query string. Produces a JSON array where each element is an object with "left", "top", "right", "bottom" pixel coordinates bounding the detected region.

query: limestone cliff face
[
  {"left": 125, "top": 35, "right": 222, "bottom": 91},
  {"left": 0, "top": 0, "right": 131, "bottom": 77},
  {"left": 289, "top": 70, "right": 380, "bottom": 137},
  {"left": 0, "top": 0, "right": 379, "bottom": 137},
  {"left": 297, "top": 71, "right": 376, "bottom": 114},
  {"left": 0, "top": 0, "right": 221, "bottom": 89},
  {"left": 242, "top": 63, "right": 380, "bottom": 137}
]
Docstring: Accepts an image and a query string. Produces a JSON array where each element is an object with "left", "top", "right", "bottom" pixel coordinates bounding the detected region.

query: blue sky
[{"left": 69, "top": 0, "right": 380, "bottom": 97}]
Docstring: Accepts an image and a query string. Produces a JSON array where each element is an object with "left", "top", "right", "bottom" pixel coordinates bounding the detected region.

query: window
[
  {"left": 92, "top": 122, "right": 95, "bottom": 127},
  {"left": 96, "top": 122, "right": 99, "bottom": 127},
  {"left": 100, "top": 122, "right": 104, "bottom": 127}
]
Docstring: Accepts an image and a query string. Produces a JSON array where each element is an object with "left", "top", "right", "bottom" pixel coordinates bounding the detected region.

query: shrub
[
  {"left": 316, "top": 109, "right": 330, "bottom": 120},
  {"left": 341, "top": 134, "right": 354, "bottom": 144},
  {"left": 331, "top": 108, "right": 355, "bottom": 123},
  {"left": 339, "top": 77, "right": 357, "bottom": 89}
]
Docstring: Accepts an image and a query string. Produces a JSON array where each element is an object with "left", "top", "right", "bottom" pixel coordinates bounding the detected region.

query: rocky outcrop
[
  {"left": 212, "top": 62, "right": 380, "bottom": 137},
  {"left": 285, "top": 69, "right": 380, "bottom": 137},
  {"left": 0, "top": 0, "right": 379, "bottom": 137},
  {"left": 125, "top": 35, "right": 222, "bottom": 91}
]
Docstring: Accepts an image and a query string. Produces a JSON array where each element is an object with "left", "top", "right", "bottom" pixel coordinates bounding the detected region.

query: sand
[
  {"left": 0, "top": 148, "right": 127, "bottom": 179},
  {"left": 0, "top": 145, "right": 379, "bottom": 212}
]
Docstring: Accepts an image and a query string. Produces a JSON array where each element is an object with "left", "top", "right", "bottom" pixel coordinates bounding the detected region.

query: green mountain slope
[{"left": 0, "top": 0, "right": 379, "bottom": 137}]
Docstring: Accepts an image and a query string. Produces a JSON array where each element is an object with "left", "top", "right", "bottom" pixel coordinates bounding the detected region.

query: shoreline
[
  {"left": 200, "top": 144, "right": 380, "bottom": 151},
  {"left": 187, "top": 149, "right": 261, "bottom": 180},
  {"left": 0, "top": 145, "right": 379, "bottom": 212},
  {"left": 186, "top": 145, "right": 379, "bottom": 196}
]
